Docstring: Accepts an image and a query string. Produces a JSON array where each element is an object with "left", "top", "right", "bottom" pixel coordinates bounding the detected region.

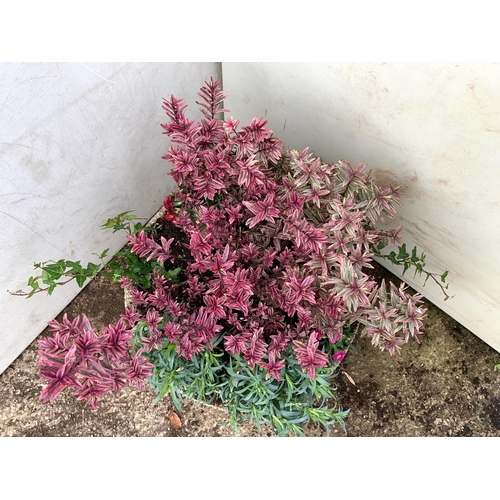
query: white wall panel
[
  {"left": 223, "top": 62, "right": 500, "bottom": 352},
  {"left": 0, "top": 62, "right": 222, "bottom": 374}
]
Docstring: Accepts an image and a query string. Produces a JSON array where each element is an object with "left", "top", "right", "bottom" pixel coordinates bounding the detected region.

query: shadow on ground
[{"left": 2, "top": 263, "right": 500, "bottom": 437}]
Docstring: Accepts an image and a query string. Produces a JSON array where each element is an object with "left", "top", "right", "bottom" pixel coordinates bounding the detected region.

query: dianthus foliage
[{"left": 17, "top": 78, "right": 449, "bottom": 435}]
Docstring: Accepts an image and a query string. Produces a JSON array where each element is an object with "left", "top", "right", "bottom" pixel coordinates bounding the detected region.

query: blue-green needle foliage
[{"left": 136, "top": 323, "right": 354, "bottom": 437}]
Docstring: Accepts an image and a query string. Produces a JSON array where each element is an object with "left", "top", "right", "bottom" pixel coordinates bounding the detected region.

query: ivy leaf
[
  {"left": 85, "top": 262, "right": 101, "bottom": 276},
  {"left": 165, "top": 267, "right": 182, "bottom": 280},
  {"left": 76, "top": 275, "right": 87, "bottom": 288},
  {"left": 28, "top": 276, "right": 40, "bottom": 290},
  {"left": 92, "top": 248, "right": 109, "bottom": 260},
  {"left": 66, "top": 261, "right": 83, "bottom": 276}
]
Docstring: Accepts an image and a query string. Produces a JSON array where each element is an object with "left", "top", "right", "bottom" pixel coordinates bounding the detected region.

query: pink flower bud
[{"left": 333, "top": 350, "right": 346, "bottom": 362}]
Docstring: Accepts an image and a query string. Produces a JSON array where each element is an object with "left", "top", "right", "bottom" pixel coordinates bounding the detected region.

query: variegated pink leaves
[
  {"left": 127, "top": 231, "right": 174, "bottom": 264},
  {"left": 38, "top": 314, "right": 153, "bottom": 409},
  {"left": 242, "top": 193, "right": 281, "bottom": 229}
]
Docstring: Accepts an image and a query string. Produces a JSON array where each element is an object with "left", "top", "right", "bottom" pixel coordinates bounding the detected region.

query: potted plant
[{"left": 13, "top": 78, "right": 450, "bottom": 436}]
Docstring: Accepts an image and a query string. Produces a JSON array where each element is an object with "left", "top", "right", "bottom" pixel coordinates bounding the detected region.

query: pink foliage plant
[{"left": 36, "top": 78, "right": 427, "bottom": 410}]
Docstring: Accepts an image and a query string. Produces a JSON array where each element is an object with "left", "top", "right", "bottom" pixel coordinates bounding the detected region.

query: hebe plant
[{"left": 15, "top": 78, "right": 449, "bottom": 435}]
